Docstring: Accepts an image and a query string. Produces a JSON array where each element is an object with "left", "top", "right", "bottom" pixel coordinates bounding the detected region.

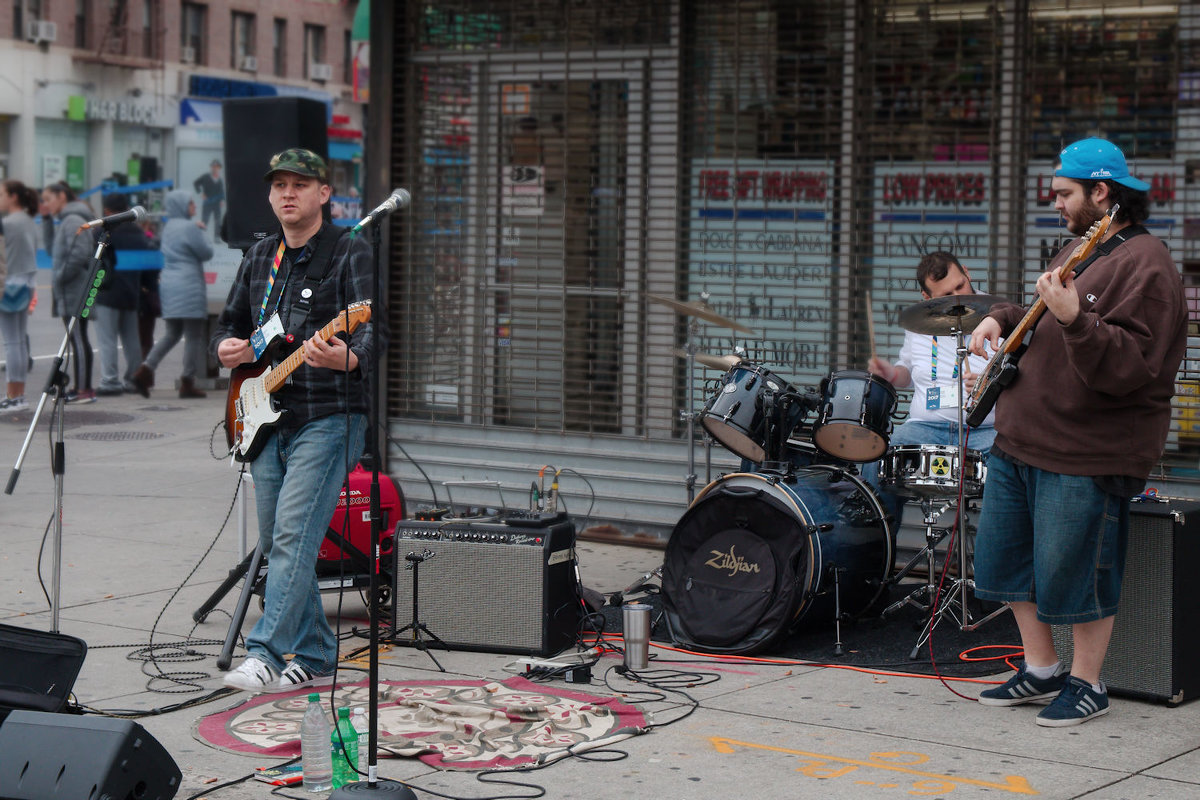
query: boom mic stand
[
  {"left": 329, "top": 207, "right": 417, "bottom": 800},
  {"left": 6, "top": 228, "right": 113, "bottom": 633}
]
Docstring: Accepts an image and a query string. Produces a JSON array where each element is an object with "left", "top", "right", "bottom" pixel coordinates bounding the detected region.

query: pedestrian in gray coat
[
  {"left": 42, "top": 182, "right": 96, "bottom": 402},
  {"left": 132, "top": 189, "right": 213, "bottom": 398}
]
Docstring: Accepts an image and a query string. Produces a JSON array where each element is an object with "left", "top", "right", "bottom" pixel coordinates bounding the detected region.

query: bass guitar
[
  {"left": 224, "top": 301, "right": 372, "bottom": 461},
  {"left": 964, "top": 206, "right": 1115, "bottom": 427}
]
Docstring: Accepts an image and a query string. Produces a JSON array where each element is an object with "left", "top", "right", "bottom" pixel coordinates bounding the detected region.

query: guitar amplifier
[
  {"left": 391, "top": 517, "right": 581, "bottom": 656},
  {"left": 1051, "top": 498, "right": 1200, "bottom": 706}
]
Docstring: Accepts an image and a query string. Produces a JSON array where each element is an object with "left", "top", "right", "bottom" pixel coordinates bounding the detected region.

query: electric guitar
[
  {"left": 964, "top": 206, "right": 1116, "bottom": 428},
  {"left": 224, "top": 301, "right": 372, "bottom": 461}
]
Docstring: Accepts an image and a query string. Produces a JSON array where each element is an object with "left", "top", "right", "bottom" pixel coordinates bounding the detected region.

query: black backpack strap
[{"left": 290, "top": 223, "right": 350, "bottom": 334}]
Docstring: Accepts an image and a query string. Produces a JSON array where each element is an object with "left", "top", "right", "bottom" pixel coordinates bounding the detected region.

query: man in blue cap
[
  {"left": 968, "top": 138, "right": 1187, "bottom": 726},
  {"left": 213, "top": 148, "right": 384, "bottom": 693}
]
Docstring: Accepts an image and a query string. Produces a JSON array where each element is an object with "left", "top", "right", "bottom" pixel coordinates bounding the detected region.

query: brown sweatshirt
[{"left": 986, "top": 227, "right": 1187, "bottom": 480}]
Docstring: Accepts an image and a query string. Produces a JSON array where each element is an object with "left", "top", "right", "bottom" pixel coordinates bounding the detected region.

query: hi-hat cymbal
[
  {"left": 898, "top": 293, "right": 1007, "bottom": 335},
  {"left": 672, "top": 348, "right": 743, "bottom": 371},
  {"left": 648, "top": 293, "right": 756, "bottom": 335}
]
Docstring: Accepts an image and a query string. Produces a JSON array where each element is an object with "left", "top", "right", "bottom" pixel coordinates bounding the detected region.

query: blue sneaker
[
  {"left": 1036, "top": 676, "right": 1109, "bottom": 727},
  {"left": 979, "top": 662, "right": 1067, "bottom": 706}
]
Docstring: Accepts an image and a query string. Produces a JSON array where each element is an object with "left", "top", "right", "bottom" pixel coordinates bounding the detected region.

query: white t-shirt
[{"left": 895, "top": 329, "right": 996, "bottom": 426}]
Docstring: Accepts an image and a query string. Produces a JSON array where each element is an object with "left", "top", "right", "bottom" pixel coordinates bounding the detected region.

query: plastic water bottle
[
  {"left": 331, "top": 706, "right": 359, "bottom": 789},
  {"left": 300, "top": 693, "right": 332, "bottom": 792},
  {"left": 350, "top": 707, "right": 369, "bottom": 775}
]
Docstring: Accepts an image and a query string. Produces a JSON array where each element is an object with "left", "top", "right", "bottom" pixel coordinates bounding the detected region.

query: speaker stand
[{"left": 391, "top": 550, "right": 448, "bottom": 672}]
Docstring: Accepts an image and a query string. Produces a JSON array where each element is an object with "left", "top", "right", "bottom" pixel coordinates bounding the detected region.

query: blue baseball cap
[{"left": 1056, "top": 138, "right": 1150, "bottom": 192}]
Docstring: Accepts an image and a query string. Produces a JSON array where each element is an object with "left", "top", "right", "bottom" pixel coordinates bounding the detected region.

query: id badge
[
  {"left": 926, "top": 385, "right": 960, "bottom": 410},
  {"left": 250, "top": 312, "right": 285, "bottom": 360}
]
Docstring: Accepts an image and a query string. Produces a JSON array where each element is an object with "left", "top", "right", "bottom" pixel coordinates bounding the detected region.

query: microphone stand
[
  {"left": 6, "top": 229, "right": 112, "bottom": 633},
  {"left": 329, "top": 211, "right": 416, "bottom": 799}
]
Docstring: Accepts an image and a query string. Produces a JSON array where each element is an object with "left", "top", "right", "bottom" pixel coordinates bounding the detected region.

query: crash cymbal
[
  {"left": 673, "top": 348, "right": 743, "bottom": 371},
  {"left": 897, "top": 293, "right": 1007, "bottom": 335},
  {"left": 648, "top": 293, "right": 756, "bottom": 335}
]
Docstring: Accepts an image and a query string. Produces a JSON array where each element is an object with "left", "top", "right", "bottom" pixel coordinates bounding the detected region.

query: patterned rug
[{"left": 194, "top": 676, "right": 647, "bottom": 770}]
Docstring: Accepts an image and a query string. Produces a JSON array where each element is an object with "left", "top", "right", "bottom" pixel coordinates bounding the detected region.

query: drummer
[{"left": 863, "top": 251, "right": 998, "bottom": 521}]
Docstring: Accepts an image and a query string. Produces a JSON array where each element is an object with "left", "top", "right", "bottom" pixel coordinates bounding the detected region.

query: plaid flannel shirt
[{"left": 210, "top": 221, "right": 384, "bottom": 433}]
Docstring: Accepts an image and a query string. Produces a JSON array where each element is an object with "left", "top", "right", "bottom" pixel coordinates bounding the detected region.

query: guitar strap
[
  {"left": 1026, "top": 223, "right": 1150, "bottom": 341},
  {"left": 287, "top": 222, "right": 352, "bottom": 337}
]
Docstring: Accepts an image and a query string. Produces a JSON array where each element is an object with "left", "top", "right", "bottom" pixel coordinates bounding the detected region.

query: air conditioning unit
[
  {"left": 25, "top": 19, "right": 57, "bottom": 43},
  {"left": 239, "top": 54, "right": 257, "bottom": 72},
  {"left": 309, "top": 62, "right": 332, "bottom": 81},
  {"left": 181, "top": 45, "right": 196, "bottom": 64}
]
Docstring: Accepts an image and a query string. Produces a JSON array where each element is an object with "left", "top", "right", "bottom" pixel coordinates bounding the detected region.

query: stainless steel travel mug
[{"left": 622, "top": 602, "right": 651, "bottom": 670}]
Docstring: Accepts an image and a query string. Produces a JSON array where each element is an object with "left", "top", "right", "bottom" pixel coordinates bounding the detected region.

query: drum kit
[{"left": 655, "top": 290, "right": 1006, "bottom": 657}]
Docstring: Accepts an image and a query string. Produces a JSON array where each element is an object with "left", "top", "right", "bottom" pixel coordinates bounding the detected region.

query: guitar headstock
[{"left": 334, "top": 300, "right": 373, "bottom": 333}]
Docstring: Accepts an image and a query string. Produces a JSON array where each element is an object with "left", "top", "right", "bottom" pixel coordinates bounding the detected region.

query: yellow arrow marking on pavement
[{"left": 710, "top": 737, "right": 1037, "bottom": 795}]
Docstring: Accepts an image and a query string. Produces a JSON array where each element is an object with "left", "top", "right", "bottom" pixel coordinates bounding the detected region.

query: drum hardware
[{"left": 650, "top": 292, "right": 754, "bottom": 502}]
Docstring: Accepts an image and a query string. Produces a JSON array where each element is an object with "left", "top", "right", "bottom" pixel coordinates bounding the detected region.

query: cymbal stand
[
  {"left": 950, "top": 324, "right": 1010, "bottom": 633},
  {"left": 681, "top": 317, "right": 702, "bottom": 502},
  {"left": 905, "top": 323, "right": 1008, "bottom": 656}
]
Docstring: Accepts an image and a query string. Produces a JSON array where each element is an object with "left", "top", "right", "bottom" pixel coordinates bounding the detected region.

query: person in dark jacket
[
  {"left": 93, "top": 194, "right": 158, "bottom": 396},
  {"left": 969, "top": 138, "right": 1187, "bottom": 727}
]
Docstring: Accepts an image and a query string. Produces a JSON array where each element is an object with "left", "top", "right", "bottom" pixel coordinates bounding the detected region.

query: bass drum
[{"left": 662, "top": 467, "right": 893, "bottom": 655}]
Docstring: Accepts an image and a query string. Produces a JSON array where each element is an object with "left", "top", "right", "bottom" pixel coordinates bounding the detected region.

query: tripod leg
[
  {"left": 193, "top": 549, "right": 255, "bottom": 622},
  {"left": 217, "top": 543, "right": 266, "bottom": 671}
]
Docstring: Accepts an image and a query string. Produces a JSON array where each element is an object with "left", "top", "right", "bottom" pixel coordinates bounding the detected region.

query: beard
[{"left": 1066, "top": 195, "right": 1105, "bottom": 237}]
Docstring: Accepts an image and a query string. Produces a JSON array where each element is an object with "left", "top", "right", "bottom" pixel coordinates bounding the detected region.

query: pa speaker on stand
[{"left": 221, "top": 96, "right": 330, "bottom": 249}]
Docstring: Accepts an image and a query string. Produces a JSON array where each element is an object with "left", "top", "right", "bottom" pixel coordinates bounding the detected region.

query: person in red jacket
[{"left": 969, "top": 138, "right": 1187, "bottom": 726}]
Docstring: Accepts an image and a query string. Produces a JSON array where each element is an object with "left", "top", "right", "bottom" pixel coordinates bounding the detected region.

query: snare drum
[
  {"left": 701, "top": 362, "right": 804, "bottom": 463},
  {"left": 880, "top": 444, "right": 986, "bottom": 498},
  {"left": 812, "top": 370, "right": 898, "bottom": 462}
]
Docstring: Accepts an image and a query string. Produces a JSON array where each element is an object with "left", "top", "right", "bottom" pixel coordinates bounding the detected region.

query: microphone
[
  {"left": 77, "top": 205, "right": 148, "bottom": 231},
  {"left": 351, "top": 188, "right": 410, "bottom": 232}
]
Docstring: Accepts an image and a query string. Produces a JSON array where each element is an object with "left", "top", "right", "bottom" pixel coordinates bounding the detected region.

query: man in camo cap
[{"left": 213, "top": 146, "right": 384, "bottom": 694}]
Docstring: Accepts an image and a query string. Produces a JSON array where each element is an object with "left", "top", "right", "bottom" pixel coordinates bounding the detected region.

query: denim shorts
[{"left": 973, "top": 454, "right": 1129, "bottom": 624}]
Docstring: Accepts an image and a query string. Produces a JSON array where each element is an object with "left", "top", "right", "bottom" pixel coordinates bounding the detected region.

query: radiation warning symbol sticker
[{"left": 931, "top": 456, "right": 951, "bottom": 477}]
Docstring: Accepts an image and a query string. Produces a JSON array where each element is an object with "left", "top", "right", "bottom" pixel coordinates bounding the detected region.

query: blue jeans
[
  {"left": 860, "top": 419, "right": 996, "bottom": 523},
  {"left": 973, "top": 455, "right": 1128, "bottom": 624},
  {"left": 247, "top": 413, "right": 367, "bottom": 675}
]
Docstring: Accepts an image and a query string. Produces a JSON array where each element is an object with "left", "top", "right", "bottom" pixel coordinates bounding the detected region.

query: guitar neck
[
  {"left": 262, "top": 313, "right": 351, "bottom": 394},
  {"left": 995, "top": 210, "right": 1113, "bottom": 356}
]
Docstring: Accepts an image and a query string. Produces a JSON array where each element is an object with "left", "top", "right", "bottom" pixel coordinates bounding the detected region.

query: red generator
[{"left": 318, "top": 464, "right": 404, "bottom": 574}]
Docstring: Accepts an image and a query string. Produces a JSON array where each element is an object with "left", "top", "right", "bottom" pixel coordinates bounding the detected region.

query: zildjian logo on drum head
[{"left": 705, "top": 545, "right": 761, "bottom": 576}]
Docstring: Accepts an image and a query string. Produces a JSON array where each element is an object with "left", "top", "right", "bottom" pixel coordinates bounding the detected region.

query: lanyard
[
  {"left": 257, "top": 241, "right": 288, "bottom": 326},
  {"left": 930, "top": 335, "right": 958, "bottom": 382}
]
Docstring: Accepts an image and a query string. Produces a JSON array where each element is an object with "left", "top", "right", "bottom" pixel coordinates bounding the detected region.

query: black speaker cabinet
[
  {"left": 0, "top": 710, "right": 181, "bottom": 799},
  {"left": 1051, "top": 498, "right": 1200, "bottom": 705},
  {"left": 392, "top": 518, "right": 581, "bottom": 656},
  {"left": 221, "top": 96, "right": 329, "bottom": 249}
]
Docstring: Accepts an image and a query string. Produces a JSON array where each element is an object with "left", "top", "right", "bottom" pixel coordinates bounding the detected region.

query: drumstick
[{"left": 866, "top": 290, "right": 877, "bottom": 362}]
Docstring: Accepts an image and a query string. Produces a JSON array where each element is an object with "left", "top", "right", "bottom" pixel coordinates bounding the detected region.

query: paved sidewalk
[{"left": 1, "top": 304, "right": 1198, "bottom": 800}]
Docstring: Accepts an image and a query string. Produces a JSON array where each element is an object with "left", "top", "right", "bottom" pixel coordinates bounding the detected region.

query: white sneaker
[
  {"left": 278, "top": 661, "right": 335, "bottom": 692},
  {"left": 223, "top": 656, "right": 283, "bottom": 693},
  {"left": 0, "top": 396, "right": 28, "bottom": 414}
]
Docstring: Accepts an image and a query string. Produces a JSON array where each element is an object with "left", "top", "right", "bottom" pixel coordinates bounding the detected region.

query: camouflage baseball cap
[{"left": 263, "top": 148, "right": 329, "bottom": 182}]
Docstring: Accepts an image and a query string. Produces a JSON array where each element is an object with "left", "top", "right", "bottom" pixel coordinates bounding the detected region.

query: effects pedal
[
  {"left": 415, "top": 506, "right": 450, "bottom": 521},
  {"left": 501, "top": 509, "right": 570, "bottom": 527}
]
